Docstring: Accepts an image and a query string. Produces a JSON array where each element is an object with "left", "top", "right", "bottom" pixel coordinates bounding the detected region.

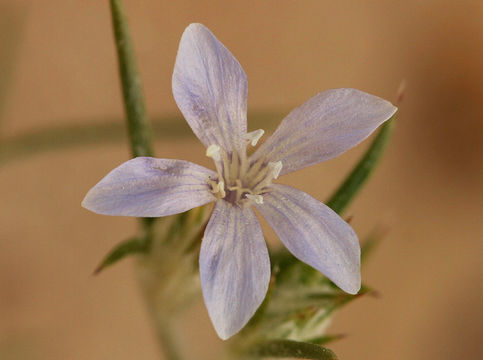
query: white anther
[
  {"left": 206, "top": 144, "right": 221, "bottom": 161},
  {"left": 244, "top": 129, "right": 265, "bottom": 146},
  {"left": 212, "top": 180, "right": 226, "bottom": 198},
  {"left": 218, "top": 181, "right": 226, "bottom": 198},
  {"left": 245, "top": 194, "right": 264, "bottom": 204},
  {"left": 268, "top": 161, "right": 283, "bottom": 179}
]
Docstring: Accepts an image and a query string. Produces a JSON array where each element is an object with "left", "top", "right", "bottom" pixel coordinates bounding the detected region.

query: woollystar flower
[{"left": 82, "top": 23, "right": 397, "bottom": 339}]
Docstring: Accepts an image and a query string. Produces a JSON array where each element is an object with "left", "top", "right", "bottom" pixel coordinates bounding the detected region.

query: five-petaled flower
[{"left": 82, "top": 23, "right": 397, "bottom": 340}]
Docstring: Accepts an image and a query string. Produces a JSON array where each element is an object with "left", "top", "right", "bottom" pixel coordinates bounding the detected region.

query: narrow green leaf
[
  {"left": 305, "top": 334, "right": 346, "bottom": 346},
  {"left": 360, "top": 225, "right": 389, "bottom": 264},
  {"left": 94, "top": 237, "right": 144, "bottom": 275},
  {"left": 109, "top": 0, "right": 153, "bottom": 158},
  {"left": 248, "top": 340, "right": 337, "bottom": 359},
  {"left": 326, "top": 116, "right": 396, "bottom": 214}
]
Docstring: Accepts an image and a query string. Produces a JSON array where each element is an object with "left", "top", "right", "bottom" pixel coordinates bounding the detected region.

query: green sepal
[
  {"left": 246, "top": 339, "right": 337, "bottom": 359},
  {"left": 93, "top": 237, "right": 145, "bottom": 275},
  {"left": 232, "top": 252, "right": 369, "bottom": 349}
]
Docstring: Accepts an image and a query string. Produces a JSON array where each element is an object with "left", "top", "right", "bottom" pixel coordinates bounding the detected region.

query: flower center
[{"left": 206, "top": 130, "right": 282, "bottom": 206}]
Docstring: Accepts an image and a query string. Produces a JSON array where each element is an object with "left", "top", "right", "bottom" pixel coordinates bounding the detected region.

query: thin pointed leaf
[
  {"left": 361, "top": 225, "right": 389, "bottom": 264},
  {"left": 94, "top": 237, "right": 144, "bottom": 274},
  {"left": 326, "top": 116, "right": 396, "bottom": 214},
  {"left": 109, "top": 0, "right": 153, "bottom": 157},
  {"left": 248, "top": 340, "right": 337, "bottom": 359},
  {"left": 305, "top": 334, "right": 346, "bottom": 346}
]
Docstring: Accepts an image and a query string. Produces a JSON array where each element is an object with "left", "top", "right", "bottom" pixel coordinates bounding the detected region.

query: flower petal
[
  {"left": 256, "top": 184, "right": 360, "bottom": 294},
  {"left": 172, "top": 23, "right": 248, "bottom": 151},
  {"left": 252, "top": 88, "right": 397, "bottom": 175},
  {"left": 200, "top": 200, "right": 270, "bottom": 339},
  {"left": 82, "top": 157, "right": 216, "bottom": 217}
]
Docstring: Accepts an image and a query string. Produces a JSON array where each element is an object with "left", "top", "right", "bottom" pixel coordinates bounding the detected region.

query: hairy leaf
[
  {"left": 247, "top": 339, "right": 337, "bottom": 359},
  {"left": 94, "top": 237, "right": 144, "bottom": 274}
]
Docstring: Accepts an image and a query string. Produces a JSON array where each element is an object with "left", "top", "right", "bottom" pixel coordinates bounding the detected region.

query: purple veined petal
[
  {"left": 256, "top": 184, "right": 361, "bottom": 294},
  {"left": 82, "top": 157, "right": 216, "bottom": 217},
  {"left": 200, "top": 200, "right": 270, "bottom": 339},
  {"left": 172, "top": 23, "right": 248, "bottom": 152},
  {"left": 252, "top": 88, "right": 397, "bottom": 176}
]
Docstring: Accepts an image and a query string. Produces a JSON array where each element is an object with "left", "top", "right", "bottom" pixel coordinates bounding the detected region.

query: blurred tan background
[{"left": 1, "top": 0, "right": 482, "bottom": 359}]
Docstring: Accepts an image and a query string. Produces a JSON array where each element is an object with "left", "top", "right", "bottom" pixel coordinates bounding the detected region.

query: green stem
[
  {"left": 154, "top": 317, "right": 183, "bottom": 360},
  {"left": 108, "top": 2, "right": 183, "bottom": 359},
  {"left": 139, "top": 272, "right": 184, "bottom": 360},
  {"left": 109, "top": 0, "right": 153, "bottom": 158},
  {"left": 109, "top": 0, "right": 155, "bottom": 245}
]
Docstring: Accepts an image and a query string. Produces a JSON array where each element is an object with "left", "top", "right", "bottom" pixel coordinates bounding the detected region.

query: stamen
[
  {"left": 206, "top": 144, "right": 221, "bottom": 161},
  {"left": 268, "top": 161, "right": 283, "bottom": 179},
  {"left": 249, "top": 160, "right": 284, "bottom": 193},
  {"left": 245, "top": 194, "right": 264, "bottom": 204},
  {"left": 244, "top": 129, "right": 265, "bottom": 146},
  {"left": 206, "top": 144, "right": 225, "bottom": 183},
  {"left": 206, "top": 142, "right": 279, "bottom": 206},
  {"left": 229, "top": 151, "right": 240, "bottom": 185},
  {"left": 244, "top": 157, "right": 264, "bottom": 181},
  {"left": 210, "top": 180, "right": 226, "bottom": 198},
  {"left": 218, "top": 181, "right": 226, "bottom": 198}
]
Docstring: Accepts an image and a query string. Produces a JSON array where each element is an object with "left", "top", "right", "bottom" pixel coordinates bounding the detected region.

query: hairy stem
[
  {"left": 109, "top": 0, "right": 153, "bottom": 158},
  {"left": 108, "top": 2, "right": 184, "bottom": 359}
]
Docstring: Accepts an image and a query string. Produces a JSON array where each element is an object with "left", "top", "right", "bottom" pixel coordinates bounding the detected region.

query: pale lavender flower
[{"left": 82, "top": 23, "right": 397, "bottom": 339}]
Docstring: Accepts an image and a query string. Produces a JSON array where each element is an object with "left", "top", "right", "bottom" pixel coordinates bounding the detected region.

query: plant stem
[
  {"left": 138, "top": 269, "right": 184, "bottom": 360},
  {"left": 108, "top": 2, "right": 183, "bottom": 359},
  {"left": 109, "top": 0, "right": 153, "bottom": 158},
  {"left": 153, "top": 315, "right": 183, "bottom": 360}
]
